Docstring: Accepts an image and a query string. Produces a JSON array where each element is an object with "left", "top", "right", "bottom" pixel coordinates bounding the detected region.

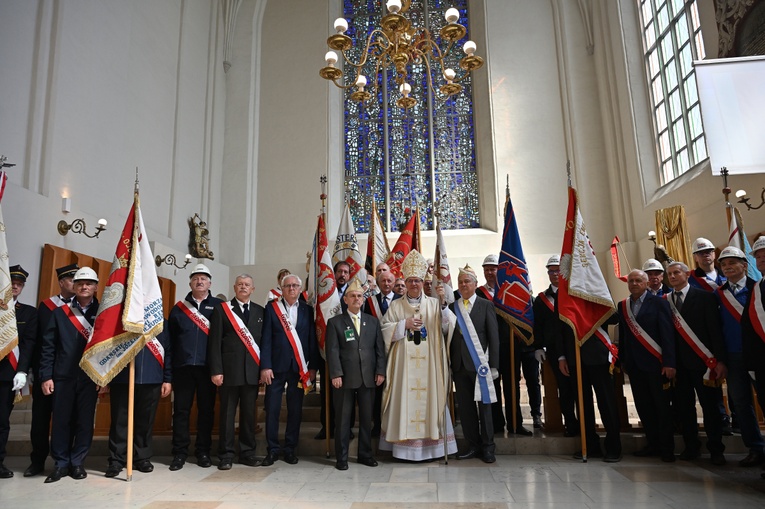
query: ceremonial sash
[
  {"left": 454, "top": 302, "right": 497, "bottom": 404},
  {"left": 8, "top": 345, "right": 18, "bottom": 370},
  {"left": 42, "top": 295, "right": 67, "bottom": 311},
  {"left": 476, "top": 286, "right": 493, "bottom": 300},
  {"left": 144, "top": 337, "right": 165, "bottom": 369},
  {"left": 266, "top": 288, "right": 282, "bottom": 301},
  {"left": 620, "top": 299, "right": 662, "bottom": 362},
  {"left": 221, "top": 303, "right": 260, "bottom": 365},
  {"left": 176, "top": 300, "right": 210, "bottom": 334},
  {"left": 690, "top": 273, "right": 719, "bottom": 292},
  {"left": 667, "top": 296, "right": 719, "bottom": 382},
  {"left": 717, "top": 286, "right": 744, "bottom": 321},
  {"left": 593, "top": 327, "right": 619, "bottom": 369},
  {"left": 63, "top": 304, "right": 93, "bottom": 342},
  {"left": 365, "top": 295, "right": 382, "bottom": 319},
  {"left": 538, "top": 291, "right": 554, "bottom": 312},
  {"left": 748, "top": 281, "right": 765, "bottom": 345},
  {"left": 271, "top": 300, "right": 311, "bottom": 391}
]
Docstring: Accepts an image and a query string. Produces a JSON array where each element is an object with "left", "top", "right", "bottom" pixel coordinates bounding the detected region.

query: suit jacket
[
  {"left": 672, "top": 286, "right": 726, "bottom": 371},
  {"left": 112, "top": 324, "right": 172, "bottom": 385},
  {"left": 532, "top": 286, "right": 566, "bottom": 359},
  {"left": 618, "top": 292, "right": 675, "bottom": 373},
  {"left": 40, "top": 299, "right": 99, "bottom": 382},
  {"left": 32, "top": 295, "right": 70, "bottom": 377},
  {"left": 208, "top": 299, "right": 264, "bottom": 386},
  {"left": 742, "top": 278, "right": 765, "bottom": 370},
  {"left": 376, "top": 291, "right": 401, "bottom": 316},
  {"left": 556, "top": 312, "right": 617, "bottom": 367},
  {"left": 448, "top": 297, "right": 500, "bottom": 373},
  {"left": 168, "top": 291, "right": 222, "bottom": 368},
  {"left": 325, "top": 311, "right": 386, "bottom": 389},
  {"left": 0, "top": 301, "right": 37, "bottom": 381},
  {"left": 261, "top": 299, "right": 319, "bottom": 374}
]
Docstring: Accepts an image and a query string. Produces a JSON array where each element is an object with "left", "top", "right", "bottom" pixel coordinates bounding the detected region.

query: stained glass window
[
  {"left": 637, "top": 0, "right": 707, "bottom": 183},
  {"left": 343, "top": 0, "right": 480, "bottom": 233}
]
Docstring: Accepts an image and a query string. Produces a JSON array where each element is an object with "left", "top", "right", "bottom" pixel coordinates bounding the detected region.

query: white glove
[
  {"left": 534, "top": 349, "right": 546, "bottom": 363},
  {"left": 491, "top": 368, "right": 499, "bottom": 380},
  {"left": 12, "top": 372, "right": 27, "bottom": 391}
]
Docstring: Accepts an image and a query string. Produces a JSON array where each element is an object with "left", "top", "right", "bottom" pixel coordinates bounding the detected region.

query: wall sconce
[
  {"left": 57, "top": 218, "right": 107, "bottom": 238},
  {"left": 736, "top": 188, "right": 765, "bottom": 211},
  {"left": 647, "top": 230, "right": 657, "bottom": 245},
  {"left": 155, "top": 253, "right": 192, "bottom": 269}
]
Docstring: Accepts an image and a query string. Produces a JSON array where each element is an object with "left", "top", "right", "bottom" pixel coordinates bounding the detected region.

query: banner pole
[
  {"left": 574, "top": 341, "right": 587, "bottom": 462},
  {"left": 126, "top": 359, "right": 135, "bottom": 481},
  {"left": 510, "top": 328, "right": 517, "bottom": 433},
  {"left": 324, "top": 359, "right": 331, "bottom": 458}
]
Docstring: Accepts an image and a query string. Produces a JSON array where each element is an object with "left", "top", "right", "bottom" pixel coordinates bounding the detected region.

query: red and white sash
[
  {"left": 593, "top": 327, "right": 619, "bottom": 367},
  {"left": 538, "top": 291, "right": 555, "bottom": 312},
  {"left": 144, "top": 337, "right": 166, "bottom": 369},
  {"left": 748, "top": 281, "right": 765, "bottom": 345},
  {"left": 63, "top": 304, "right": 93, "bottom": 342},
  {"left": 42, "top": 295, "right": 67, "bottom": 311},
  {"left": 271, "top": 300, "right": 311, "bottom": 391},
  {"left": 667, "top": 295, "right": 719, "bottom": 380},
  {"left": 266, "top": 288, "right": 282, "bottom": 302},
  {"left": 221, "top": 302, "right": 260, "bottom": 365},
  {"left": 620, "top": 299, "right": 662, "bottom": 361},
  {"left": 717, "top": 286, "right": 744, "bottom": 321},
  {"left": 690, "top": 273, "right": 719, "bottom": 292},
  {"left": 477, "top": 286, "right": 493, "bottom": 300},
  {"left": 7, "top": 346, "right": 18, "bottom": 370},
  {"left": 365, "top": 295, "right": 382, "bottom": 318},
  {"left": 176, "top": 299, "right": 210, "bottom": 334}
]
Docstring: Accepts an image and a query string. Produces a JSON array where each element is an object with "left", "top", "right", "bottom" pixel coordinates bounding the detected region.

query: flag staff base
[
  {"left": 574, "top": 342, "right": 587, "bottom": 463},
  {"left": 126, "top": 359, "right": 135, "bottom": 481}
]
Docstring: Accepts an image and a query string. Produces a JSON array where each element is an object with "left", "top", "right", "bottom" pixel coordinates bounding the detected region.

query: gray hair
[
  {"left": 667, "top": 261, "right": 690, "bottom": 272},
  {"left": 281, "top": 273, "right": 303, "bottom": 288},
  {"left": 235, "top": 273, "right": 254, "bottom": 283},
  {"left": 627, "top": 269, "right": 648, "bottom": 281}
]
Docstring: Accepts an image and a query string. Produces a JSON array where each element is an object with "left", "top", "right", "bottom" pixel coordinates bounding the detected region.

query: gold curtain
[{"left": 655, "top": 205, "right": 691, "bottom": 265}]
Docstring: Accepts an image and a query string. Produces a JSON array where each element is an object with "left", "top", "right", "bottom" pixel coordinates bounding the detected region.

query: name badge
[{"left": 344, "top": 328, "right": 356, "bottom": 341}]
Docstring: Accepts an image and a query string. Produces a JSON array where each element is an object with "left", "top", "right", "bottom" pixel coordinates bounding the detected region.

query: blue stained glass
[{"left": 343, "top": 0, "right": 479, "bottom": 232}]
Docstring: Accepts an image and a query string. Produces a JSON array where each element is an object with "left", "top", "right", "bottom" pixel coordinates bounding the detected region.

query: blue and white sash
[{"left": 454, "top": 303, "right": 497, "bottom": 404}]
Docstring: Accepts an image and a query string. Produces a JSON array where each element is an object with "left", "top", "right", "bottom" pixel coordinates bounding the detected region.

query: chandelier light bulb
[
  {"left": 334, "top": 18, "right": 348, "bottom": 33},
  {"left": 735, "top": 189, "right": 747, "bottom": 198},
  {"left": 356, "top": 75, "right": 367, "bottom": 87},
  {"left": 445, "top": 8, "right": 460, "bottom": 23},
  {"left": 386, "top": 0, "right": 402, "bottom": 14},
  {"left": 399, "top": 82, "right": 412, "bottom": 96},
  {"left": 463, "top": 40, "right": 477, "bottom": 55},
  {"left": 325, "top": 51, "right": 338, "bottom": 65},
  {"left": 444, "top": 68, "right": 456, "bottom": 81}
]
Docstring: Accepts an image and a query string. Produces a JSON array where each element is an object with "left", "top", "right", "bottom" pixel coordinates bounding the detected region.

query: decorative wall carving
[{"left": 714, "top": 0, "right": 759, "bottom": 57}]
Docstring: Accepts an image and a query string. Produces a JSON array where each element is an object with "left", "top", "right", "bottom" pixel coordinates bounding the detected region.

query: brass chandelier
[{"left": 319, "top": 0, "right": 484, "bottom": 109}]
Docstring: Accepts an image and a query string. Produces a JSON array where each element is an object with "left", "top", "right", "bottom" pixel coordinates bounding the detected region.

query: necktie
[
  {"left": 352, "top": 314, "right": 360, "bottom": 334},
  {"left": 463, "top": 299, "right": 470, "bottom": 311},
  {"left": 674, "top": 292, "right": 683, "bottom": 311},
  {"left": 242, "top": 303, "right": 250, "bottom": 323},
  {"left": 730, "top": 283, "right": 738, "bottom": 295},
  {"left": 381, "top": 295, "right": 389, "bottom": 314}
]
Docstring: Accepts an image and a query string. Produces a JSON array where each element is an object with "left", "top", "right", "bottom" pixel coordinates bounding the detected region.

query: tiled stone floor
[{"left": 1, "top": 453, "right": 764, "bottom": 508}]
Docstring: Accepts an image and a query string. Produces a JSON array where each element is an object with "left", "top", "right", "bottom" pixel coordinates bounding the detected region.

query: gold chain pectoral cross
[
  {"left": 410, "top": 409, "right": 426, "bottom": 433},
  {"left": 410, "top": 378, "right": 427, "bottom": 401},
  {"left": 410, "top": 350, "right": 427, "bottom": 369}
]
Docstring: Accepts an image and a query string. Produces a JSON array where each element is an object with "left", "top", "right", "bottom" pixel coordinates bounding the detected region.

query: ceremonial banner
[
  {"left": 80, "top": 192, "right": 164, "bottom": 386},
  {"left": 385, "top": 209, "right": 421, "bottom": 278},
  {"left": 365, "top": 205, "right": 391, "bottom": 276},
  {"left": 609, "top": 236, "right": 629, "bottom": 282},
  {"left": 308, "top": 215, "right": 341, "bottom": 354},
  {"left": 333, "top": 203, "right": 368, "bottom": 285},
  {"left": 0, "top": 172, "right": 18, "bottom": 362},
  {"left": 558, "top": 187, "right": 615, "bottom": 344},
  {"left": 727, "top": 205, "right": 762, "bottom": 281},
  {"left": 432, "top": 218, "right": 454, "bottom": 303},
  {"left": 494, "top": 193, "right": 534, "bottom": 342}
]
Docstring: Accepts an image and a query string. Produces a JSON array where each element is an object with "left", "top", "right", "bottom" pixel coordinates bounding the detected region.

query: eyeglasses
[
  {"left": 282, "top": 284, "right": 301, "bottom": 289},
  {"left": 547, "top": 269, "right": 559, "bottom": 274}
]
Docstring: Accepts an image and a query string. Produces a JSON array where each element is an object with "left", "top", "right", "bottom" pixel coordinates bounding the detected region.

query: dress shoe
[
  {"left": 678, "top": 449, "right": 701, "bottom": 461},
  {"left": 456, "top": 448, "right": 480, "bottom": 460},
  {"left": 169, "top": 456, "right": 185, "bottom": 471},
  {"left": 633, "top": 446, "right": 659, "bottom": 457},
  {"left": 44, "top": 467, "right": 69, "bottom": 483},
  {"left": 240, "top": 456, "right": 261, "bottom": 467},
  {"left": 573, "top": 449, "right": 603, "bottom": 460},
  {"left": 603, "top": 452, "right": 622, "bottom": 463},
  {"left": 24, "top": 463, "right": 45, "bottom": 477},
  {"left": 197, "top": 453, "right": 212, "bottom": 468},
  {"left": 134, "top": 460, "right": 154, "bottom": 473},
  {"left": 218, "top": 459, "right": 233, "bottom": 471},
  {"left": 510, "top": 426, "right": 533, "bottom": 436},
  {"left": 70, "top": 465, "right": 87, "bottom": 480},
  {"left": 105, "top": 463, "right": 123, "bottom": 478},
  {"left": 661, "top": 453, "right": 676, "bottom": 463},
  {"left": 0, "top": 464, "right": 13, "bottom": 478},
  {"left": 358, "top": 457, "right": 378, "bottom": 467},
  {"left": 739, "top": 451, "right": 765, "bottom": 467},
  {"left": 533, "top": 415, "right": 544, "bottom": 429},
  {"left": 335, "top": 461, "right": 349, "bottom": 470},
  {"left": 710, "top": 453, "right": 727, "bottom": 466},
  {"left": 261, "top": 452, "right": 279, "bottom": 467},
  {"left": 283, "top": 452, "right": 299, "bottom": 465},
  {"left": 481, "top": 452, "right": 496, "bottom": 464}
]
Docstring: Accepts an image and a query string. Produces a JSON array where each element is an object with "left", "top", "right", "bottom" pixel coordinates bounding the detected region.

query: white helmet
[
  {"left": 190, "top": 263, "right": 212, "bottom": 278},
  {"left": 642, "top": 259, "right": 664, "bottom": 272},
  {"left": 718, "top": 246, "right": 746, "bottom": 261},
  {"left": 752, "top": 236, "right": 765, "bottom": 254},
  {"left": 73, "top": 267, "right": 99, "bottom": 282},
  {"left": 546, "top": 254, "right": 561, "bottom": 267},
  {"left": 692, "top": 237, "right": 715, "bottom": 253},
  {"left": 482, "top": 254, "right": 499, "bottom": 266}
]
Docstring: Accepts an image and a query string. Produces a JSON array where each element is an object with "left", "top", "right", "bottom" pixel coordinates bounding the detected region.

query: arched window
[
  {"left": 636, "top": 0, "right": 707, "bottom": 183},
  {"left": 343, "top": 0, "right": 480, "bottom": 233}
]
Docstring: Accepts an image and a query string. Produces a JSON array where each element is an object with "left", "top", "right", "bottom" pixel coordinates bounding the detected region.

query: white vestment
[{"left": 379, "top": 294, "right": 457, "bottom": 460}]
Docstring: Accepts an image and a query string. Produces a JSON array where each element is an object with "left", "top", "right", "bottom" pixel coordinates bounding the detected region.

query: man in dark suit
[
  {"left": 326, "top": 277, "right": 386, "bottom": 470},
  {"left": 25, "top": 263, "right": 77, "bottom": 478},
  {"left": 618, "top": 269, "right": 675, "bottom": 462},
  {"left": 0, "top": 265, "right": 37, "bottom": 479},
  {"left": 532, "top": 255, "right": 579, "bottom": 437},
  {"left": 666, "top": 261, "right": 727, "bottom": 465},
  {"left": 260, "top": 273, "right": 319, "bottom": 466},
  {"left": 208, "top": 274, "right": 264, "bottom": 470},
  {"left": 447, "top": 266, "right": 500, "bottom": 463},
  {"left": 370, "top": 270, "right": 401, "bottom": 437},
  {"left": 40, "top": 267, "right": 100, "bottom": 483}
]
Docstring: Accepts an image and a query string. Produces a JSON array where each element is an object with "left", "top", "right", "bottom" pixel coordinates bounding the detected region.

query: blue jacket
[
  {"left": 716, "top": 278, "right": 755, "bottom": 354},
  {"left": 261, "top": 299, "right": 319, "bottom": 373},
  {"left": 168, "top": 292, "right": 222, "bottom": 368},
  {"left": 111, "top": 324, "right": 172, "bottom": 384},
  {"left": 40, "top": 299, "right": 98, "bottom": 382}
]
